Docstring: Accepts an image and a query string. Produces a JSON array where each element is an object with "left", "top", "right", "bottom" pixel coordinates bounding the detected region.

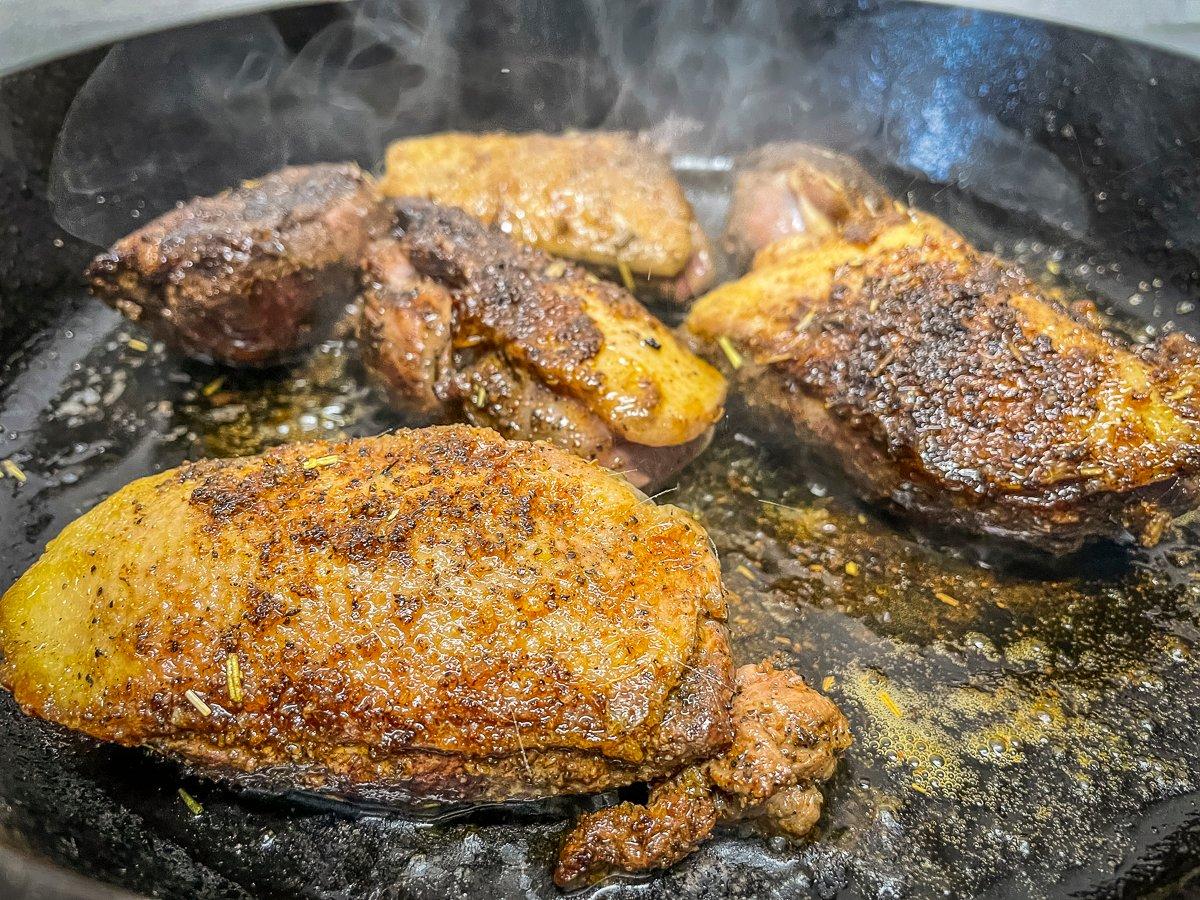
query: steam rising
[
  {"left": 49, "top": 0, "right": 1087, "bottom": 247},
  {"left": 49, "top": 1, "right": 464, "bottom": 244}
]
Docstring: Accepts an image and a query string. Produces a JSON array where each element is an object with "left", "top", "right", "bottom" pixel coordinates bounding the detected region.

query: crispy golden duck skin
[
  {"left": 379, "top": 131, "right": 716, "bottom": 303},
  {"left": 358, "top": 200, "right": 727, "bottom": 487},
  {"left": 686, "top": 145, "right": 1200, "bottom": 551},
  {"left": 0, "top": 426, "right": 848, "bottom": 882}
]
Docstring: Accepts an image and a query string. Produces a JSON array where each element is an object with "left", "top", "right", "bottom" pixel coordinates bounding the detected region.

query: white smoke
[
  {"left": 48, "top": 1, "right": 464, "bottom": 245},
  {"left": 48, "top": 0, "right": 1089, "bottom": 247}
]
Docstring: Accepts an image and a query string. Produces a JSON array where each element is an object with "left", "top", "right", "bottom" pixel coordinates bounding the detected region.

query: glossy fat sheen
[
  {"left": 0, "top": 427, "right": 733, "bottom": 800},
  {"left": 687, "top": 208, "right": 1200, "bottom": 549},
  {"left": 380, "top": 131, "right": 707, "bottom": 281},
  {"left": 391, "top": 200, "right": 727, "bottom": 449}
]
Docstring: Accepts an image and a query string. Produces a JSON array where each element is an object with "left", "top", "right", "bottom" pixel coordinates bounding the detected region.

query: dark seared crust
[
  {"left": 87, "top": 164, "right": 390, "bottom": 366},
  {"left": 0, "top": 426, "right": 734, "bottom": 802},
  {"left": 454, "top": 350, "right": 615, "bottom": 461},
  {"left": 691, "top": 162, "right": 1200, "bottom": 550},
  {"left": 554, "top": 664, "right": 850, "bottom": 888},
  {"left": 379, "top": 131, "right": 715, "bottom": 303},
  {"left": 392, "top": 199, "right": 608, "bottom": 377},
  {"left": 356, "top": 220, "right": 613, "bottom": 451},
  {"left": 719, "top": 346, "right": 1200, "bottom": 552},
  {"left": 357, "top": 200, "right": 725, "bottom": 485},
  {"left": 183, "top": 746, "right": 668, "bottom": 806}
]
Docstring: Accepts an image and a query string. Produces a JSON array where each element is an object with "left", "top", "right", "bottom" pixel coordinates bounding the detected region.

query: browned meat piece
[
  {"left": 380, "top": 131, "right": 716, "bottom": 304},
  {"left": 555, "top": 663, "right": 851, "bottom": 888},
  {"left": 0, "top": 427, "right": 734, "bottom": 799},
  {"left": 0, "top": 426, "right": 848, "bottom": 883},
  {"left": 722, "top": 142, "right": 895, "bottom": 268},
  {"left": 87, "top": 164, "right": 390, "bottom": 366},
  {"left": 357, "top": 199, "right": 727, "bottom": 487},
  {"left": 705, "top": 663, "right": 847, "bottom": 808},
  {"left": 556, "top": 768, "right": 721, "bottom": 887},
  {"left": 357, "top": 237, "right": 454, "bottom": 418},
  {"left": 686, "top": 145, "right": 1200, "bottom": 551},
  {"left": 451, "top": 350, "right": 617, "bottom": 460}
]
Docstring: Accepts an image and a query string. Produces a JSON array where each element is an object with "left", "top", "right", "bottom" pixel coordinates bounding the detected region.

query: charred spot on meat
[
  {"left": 686, "top": 144, "right": 1200, "bottom": 551},
  {"left": 379, "top": 131, "right": 716, "bottom": 304},
  {"left": 87, "top": 163, "right": 390, "bottom": 366},
  {"left": 357, "top": 199, "right": 727, "bottom": 488},
  {"left": 0, "top": 426, "right": 848, "bottom": 884}
]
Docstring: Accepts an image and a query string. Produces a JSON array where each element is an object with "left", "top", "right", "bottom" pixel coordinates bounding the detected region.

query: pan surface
[{"left": 3, "top": 2, "right": 1200, "bottom": 897}]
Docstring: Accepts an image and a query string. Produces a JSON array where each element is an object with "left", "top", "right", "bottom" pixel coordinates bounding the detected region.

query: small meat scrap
[{"left": 555, "top": 663, "right": 851, "bottom": 888}]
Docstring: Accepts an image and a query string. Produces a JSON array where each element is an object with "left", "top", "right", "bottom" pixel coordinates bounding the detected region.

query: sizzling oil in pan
[{"left": 0, "top": 163, "right": 1198, "bottom": 899}]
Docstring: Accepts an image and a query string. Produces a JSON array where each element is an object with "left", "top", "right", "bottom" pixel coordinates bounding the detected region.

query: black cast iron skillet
[{"left": 3, "top": 2, "right": 1200, "bottom": 897}]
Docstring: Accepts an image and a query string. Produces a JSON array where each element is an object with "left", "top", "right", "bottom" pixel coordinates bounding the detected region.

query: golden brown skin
[
  {"left": 0, "top": 426, "right": 849, "bottom": 882},
  {"left": 358, "top": 200, "right": 727, "bottom": 487},
  {"left": 380, "top": 131, "right": 715, "bottom": 303},
  {"left": 687, "top": 151, "right": 1200, "bottom": 550},
  {"left": 554, "top": 663, "right": 852, "bottom": 889},
  {"left": 0, "top": 426, "right": 733, "bottom": 802}
]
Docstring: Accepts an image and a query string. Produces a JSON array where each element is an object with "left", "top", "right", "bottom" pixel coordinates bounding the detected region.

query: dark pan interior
[{"left": 3, "top": 2, "right": 1200, "bottom": 897}]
